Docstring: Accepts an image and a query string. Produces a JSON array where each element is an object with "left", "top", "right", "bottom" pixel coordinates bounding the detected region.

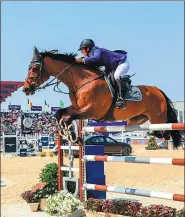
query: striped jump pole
[
  {"left": 83, "top": 184, "right": 185, "bottom": 202},
  {"left": 83, "top": 123, "right": 185, "bottom": 133},
  {"left": 83, "top": 156, "right": 185, "bottom": 166}
]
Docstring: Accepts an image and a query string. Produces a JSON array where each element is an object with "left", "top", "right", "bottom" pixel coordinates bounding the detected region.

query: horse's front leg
[
  {"left": 55, "top": 106, "right": 72, "bottom": 137},
  {"left": 56, "top": 104, "right": 93, "bottom": 123},
  {"left": 62, "top": 104, "right": 93, "bottom": 125},
  {"left": 55, "top": 107, "right": 69, "bottom": 123},
  {"left": 56, "top": 105, "right": 92, "bottom": 143}
]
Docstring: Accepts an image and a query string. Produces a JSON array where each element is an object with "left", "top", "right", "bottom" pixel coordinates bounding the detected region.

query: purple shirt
[{"left": 84, "top": 46, "right": 127, "bottom": 71}]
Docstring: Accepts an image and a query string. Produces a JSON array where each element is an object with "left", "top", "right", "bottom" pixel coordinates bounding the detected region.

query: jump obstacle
[
  {"left": 82, "top": 123, "right": 185, "bottom": 133},
  {"left": 83, "top": 155, "right": 185, "bottom": 166},
  {"left": 58, "top": 121, "right": 185, "bottom": 202}
]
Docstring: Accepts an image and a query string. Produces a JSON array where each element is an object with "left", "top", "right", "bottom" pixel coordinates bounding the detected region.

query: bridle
[
  {"left": 25, "top": 61, "right": 43, "bottom": 91},
  {"left": 25, "top": 57, "right": 76, "bottom": 94},
  {"left": 25, "top": 54, "right": 104, "bottom": 96}
]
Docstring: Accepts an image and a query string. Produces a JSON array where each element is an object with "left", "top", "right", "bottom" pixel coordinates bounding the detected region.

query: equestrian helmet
[{"left": 78, "top": 39, "right": 95, "bottom": 51}]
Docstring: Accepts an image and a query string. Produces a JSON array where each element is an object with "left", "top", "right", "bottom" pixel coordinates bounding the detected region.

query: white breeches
[{"left": 114, "top": 59, "right": 130, "bottom": 80}]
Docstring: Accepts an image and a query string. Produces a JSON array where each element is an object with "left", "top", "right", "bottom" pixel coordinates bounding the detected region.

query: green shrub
[
  {"left": 39, "top": 163, "right": 58, "bottom": 183},
  {"left": 40, "top": 152, "right": 47, "bottom": 157},
  {"left": 49, "top": 152, "right": 54, "bottom": 157},
  {"left": 145, "top": 136, "right": 156, "bottom": 150},
  {"left": 39, "top": 163, "right": 76, "bottom": 195}
]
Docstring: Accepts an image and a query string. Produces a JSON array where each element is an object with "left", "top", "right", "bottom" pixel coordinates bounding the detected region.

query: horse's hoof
[
  {"left": 59, "top": 118, "right": 65, "bottom": 129},
  {"left": 58, "top": 119, "right": 69, "bottom": 136},
  {"left": 59, "top": 129, "right": 64, "bottom": 136},
  {"left": 63, "top": 121, "right": 68, "bottom": 131},
  {"left": 58, "top": 125, "right": 66, "bottom": 136},
  {"left": 64, "top": 118, "right": 72, "bottom": 130},
  {"left": 67, "top": 132, "right": 78, "bottom": 143}
]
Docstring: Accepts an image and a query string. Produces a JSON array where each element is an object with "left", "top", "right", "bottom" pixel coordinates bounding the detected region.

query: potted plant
[
  {"left": 39, "top": 162, "right": 76, "bottom": 196},
  {"left": 38, "top": 163, "right": 59, "bottom": 211},
  {"left": 36, "top": 163, "right": 76, "bottom": 211},
  {"left": 31, "top": 182, "right": 49, "bottom": 211},
  {"left": 21, "top": 190, "right": 39, "bottom": 212},
  {"left": 45, "top": 190, "right": 84, "bottom": 216}
]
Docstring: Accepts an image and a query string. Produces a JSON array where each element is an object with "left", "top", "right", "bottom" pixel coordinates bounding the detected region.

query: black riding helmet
[{"left": 78, "top": 39, "right": 95, "bottom": 51}]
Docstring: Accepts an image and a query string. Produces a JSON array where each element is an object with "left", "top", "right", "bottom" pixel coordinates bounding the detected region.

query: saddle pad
[{"left": 125, "top": 85, "right": 142, "bottom": 101}]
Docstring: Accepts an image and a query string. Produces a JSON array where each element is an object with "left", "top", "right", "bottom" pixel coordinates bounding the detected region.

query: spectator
[{"left": 0, "top": 110, "right": 58, "bottom": 136}]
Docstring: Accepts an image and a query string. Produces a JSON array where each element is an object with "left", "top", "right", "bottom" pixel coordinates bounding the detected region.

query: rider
[{"left": 76, "top": 39, "right": 130, "bottom": 109}]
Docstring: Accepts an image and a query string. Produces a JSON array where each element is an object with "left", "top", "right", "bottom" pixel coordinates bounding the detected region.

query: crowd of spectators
[
  {"left": 0, "top": 110, "right": 21, "bottom": 134},
  {"left": 0, "top": 110, "right": 58, "bottom": 136}
]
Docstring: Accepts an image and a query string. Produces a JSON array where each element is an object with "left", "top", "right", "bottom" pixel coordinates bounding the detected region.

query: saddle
[
  {"left": 105, "top": 72, "right": 131, "bottom": 97},
  {"left": 104, "top": 72, "right": 142, "bottom": 102}
]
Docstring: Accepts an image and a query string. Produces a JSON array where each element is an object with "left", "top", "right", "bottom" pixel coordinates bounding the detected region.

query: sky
[{"left": 1, "top": 1, "right": 184, "bottom": 111}]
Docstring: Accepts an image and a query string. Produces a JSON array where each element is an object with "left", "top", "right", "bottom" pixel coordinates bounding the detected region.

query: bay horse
[{"left": 22, "top": 47, "right": 183, "bottom": 148}]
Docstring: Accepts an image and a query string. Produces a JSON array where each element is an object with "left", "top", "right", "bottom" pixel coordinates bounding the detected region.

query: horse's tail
[{"left": 159, "top": 89, "right": 183, "bottom": 148}]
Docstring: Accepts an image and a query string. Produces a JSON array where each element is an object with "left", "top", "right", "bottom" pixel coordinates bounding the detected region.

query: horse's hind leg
[{"left": 147, "top": 111, "right": 171, "bottom": 142}]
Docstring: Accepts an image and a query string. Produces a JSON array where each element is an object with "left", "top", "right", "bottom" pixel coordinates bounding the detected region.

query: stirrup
[{"left": 116, "top": 97, "right": 126, "bottom": 109}]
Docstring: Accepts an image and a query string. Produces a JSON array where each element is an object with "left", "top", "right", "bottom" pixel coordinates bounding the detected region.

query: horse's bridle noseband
[
  {"left": 26, "top": 57, "right": 76, "bottom": 94},
  {"left": 25, "top": 60, "right": 44, "bottom": 91}
]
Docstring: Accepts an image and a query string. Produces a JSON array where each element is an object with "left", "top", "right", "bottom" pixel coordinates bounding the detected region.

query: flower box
[
  {"left": 66, "top": 210, "right": 84, "bottom": 217},
  {"left": 85, "top": 210, "right": 111, "bottom": 217},
  {"left": 28, "top": 202, "right": 39, "bottom": 212},
  {"left": 111, "top": 214, "right": 127, "bottom": 217},
  {"left": 51, "top": 210, "right": 84, "bottom": 217},
  {"left": 39, "top": 198, "right": 47, "bottom": 211}
]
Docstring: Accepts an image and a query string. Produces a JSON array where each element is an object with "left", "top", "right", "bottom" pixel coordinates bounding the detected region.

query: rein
[
  {"left": 53, "top": 69, "right": 104, "bottom": 95},
  {"left": 34, "top": 61, "right": 105, "bottom": 96},
  {"left": 38, "top": 62, "right": 75, "bottom": 92}
]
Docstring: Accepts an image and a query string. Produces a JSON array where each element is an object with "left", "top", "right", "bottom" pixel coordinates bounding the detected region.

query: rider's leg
[{"left": 114, "top": 59, "right": 130, "bottom": 109}]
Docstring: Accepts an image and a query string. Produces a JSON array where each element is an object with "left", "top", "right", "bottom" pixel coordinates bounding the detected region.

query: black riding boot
[{"left": 116, "top": 78, "right": 127, "bottom": 109}]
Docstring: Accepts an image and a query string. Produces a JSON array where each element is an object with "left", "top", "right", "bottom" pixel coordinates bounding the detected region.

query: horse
[{"left": 22, "top": 47, "right": 183, "bottom": 148}]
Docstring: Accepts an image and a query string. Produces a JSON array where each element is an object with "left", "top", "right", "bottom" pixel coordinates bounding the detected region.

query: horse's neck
[
  {"left": 69, "top": 66, "right": 102, "bottom": 90},
  {"left": 44, "top": 57, "right": 73, "bottom": 89},
  {"left": 45, "top": 57, "right": 101, "bottom": 92}
]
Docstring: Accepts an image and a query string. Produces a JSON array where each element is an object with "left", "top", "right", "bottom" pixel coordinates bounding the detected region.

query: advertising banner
[
  {"left": 8, "top": 105, "right": 21, "bottom": 110},
  {"left": 31, "top": 106, "right": 42, "bottom": 111}
]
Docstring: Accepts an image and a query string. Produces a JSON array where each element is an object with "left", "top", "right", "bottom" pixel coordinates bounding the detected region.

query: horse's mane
[{"left": 40, "top": 50, "right": 103, "bottom": 72}]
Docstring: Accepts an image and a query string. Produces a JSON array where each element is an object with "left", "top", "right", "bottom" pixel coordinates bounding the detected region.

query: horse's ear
[{"left": 34, "top": 46, "right": 40, "bottom": 58}]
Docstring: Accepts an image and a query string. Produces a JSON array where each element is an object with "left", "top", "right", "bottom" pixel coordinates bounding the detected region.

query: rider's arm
[{"left": 84, "top": 48, "right": 101, "bottom": 64}]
